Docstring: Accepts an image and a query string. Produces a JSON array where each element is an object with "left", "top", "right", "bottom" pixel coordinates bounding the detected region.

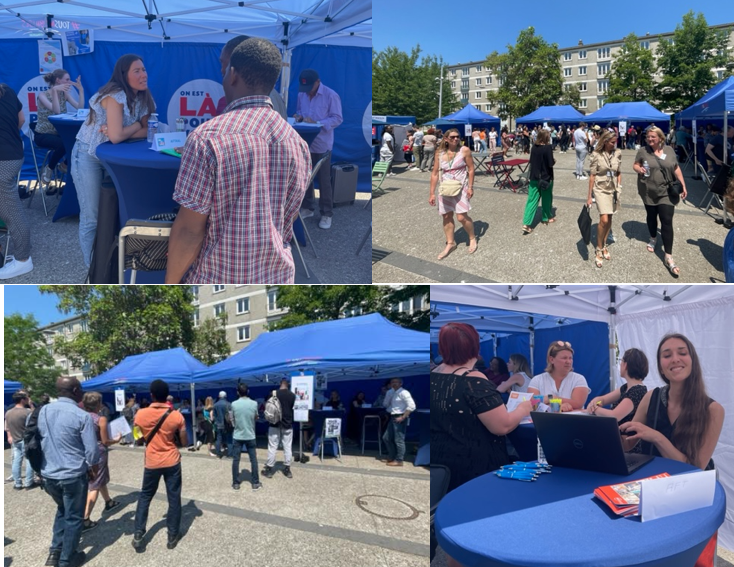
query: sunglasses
[
  {"left": 555, "top": 341, "right": 572, "bottom": 348},
  {"left": 448, "top": 136, "right": 460, "bottom": 139}
]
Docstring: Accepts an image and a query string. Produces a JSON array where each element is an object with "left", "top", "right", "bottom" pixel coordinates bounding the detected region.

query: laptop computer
[{"left": 531, "top": 412, "right": 654, "bottom": 475}]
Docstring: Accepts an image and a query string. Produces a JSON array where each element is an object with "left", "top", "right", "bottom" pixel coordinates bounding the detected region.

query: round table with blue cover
[
  {"left": 47, "top": 115, "right": 86, "bottom": 222},
  {"left": 435, "top": 457, "right": 726, "bottom": 567}
]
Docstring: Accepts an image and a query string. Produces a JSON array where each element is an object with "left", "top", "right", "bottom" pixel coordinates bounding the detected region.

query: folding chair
[
  {"left": 26, "top": 123, "right": 59, "bottom": 217},
  {"left": 698, "top": 164, "right": 731, "bottom": 226},
  {"left": 490, "top": 153, "right": 510, "bottom": 188},
  {"left": 117, "top": 218, "right": 173, "bottom": 283},
  {"left": 291, "top": 155, "right": 328, "bottom": 278},
  {"left": 367, "top": 161, "right": 390, "bottom": 208}
]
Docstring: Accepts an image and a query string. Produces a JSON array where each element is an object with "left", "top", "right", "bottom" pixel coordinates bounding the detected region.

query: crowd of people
[
  {"left": 0, "top": 34, "right": 345, "bottom": 282},
  {"left": 430, "top": 321, "right": 725, "bottom": 566},
  {"left": 375, "top": 116, "right": 734, "bottom": 277}
]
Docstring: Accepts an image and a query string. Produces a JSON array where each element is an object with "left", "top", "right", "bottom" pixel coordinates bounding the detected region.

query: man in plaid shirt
[{"left": 165, "top": 38, "right": 311, "bottom": 283}]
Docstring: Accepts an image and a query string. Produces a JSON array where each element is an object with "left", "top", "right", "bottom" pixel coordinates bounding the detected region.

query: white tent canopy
[
  {"left": 431, "top": 284, "right": 734, "bottom": 550},
  {"left": 0, "top": 1, "right": 371, "bottom": 47}
]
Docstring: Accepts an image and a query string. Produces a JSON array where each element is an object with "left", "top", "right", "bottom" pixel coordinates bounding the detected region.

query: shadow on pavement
[{"left": 686, "top": 238, "right": 724, "bottom": 271}]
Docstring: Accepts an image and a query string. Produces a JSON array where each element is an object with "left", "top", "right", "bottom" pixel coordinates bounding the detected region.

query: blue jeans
[
  {"left": 71, "top": 141, "right": 112, "bottom": 267},
  {"left": 232, "top": 438, "right": 259, "bottom": 485},
  {"left": 215, "top": 426, "right": 231, "bottom": 457},
  {"left": 11, "top": 440, "right": 34, "bottom": 487},
  {"left": 134, "top": 463, "right": 182, "bottom": 537},
  {"left": 382, "top": 416, "right": 407, "bottom": 462},
  {"left": 44, "top": 473, "right": 88, "bottom": 567}
]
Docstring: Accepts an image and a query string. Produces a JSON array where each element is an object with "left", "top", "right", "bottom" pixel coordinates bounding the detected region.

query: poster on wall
[
  {"left": 291, "top": 372, "right": 314, "bottom": 422},
  {"left": 38, "top": 40, "right": 63, "bottom": 74},
  {"left": 60, "top": 29, "right": 94, "bottom": 56}
]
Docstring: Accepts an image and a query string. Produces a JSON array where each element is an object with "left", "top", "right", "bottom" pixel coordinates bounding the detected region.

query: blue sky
[
  {"left": 373, "top": 3, "right": 733, "bottom": 66},
  {"left": 4, "top": 286, "right": 75, "bottom": 327}
]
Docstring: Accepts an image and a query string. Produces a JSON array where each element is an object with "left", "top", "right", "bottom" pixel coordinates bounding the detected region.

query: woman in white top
[
  {"left": 496, "top": 353, "right": 531, "bottom": 393},
  {"left": 488, "top": 127, "right": 497, "bottom": 152},
  {"left": 527, "top": 341, "right": 589, "bottom": 411},
  {"left": 71, "top": 54, "right": 154, "bottom": 267},
  {"left": 379, "top": 125, "right": 395, "bottom": 176}
]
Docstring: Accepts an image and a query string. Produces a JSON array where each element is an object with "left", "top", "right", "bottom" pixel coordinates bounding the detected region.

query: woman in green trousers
[{"left": 522, "top": 129, "right": 555, "bottom": 234}]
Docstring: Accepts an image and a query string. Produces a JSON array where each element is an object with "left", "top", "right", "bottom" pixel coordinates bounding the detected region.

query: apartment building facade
[{"left": 446, "top": 23, "right": 733, "bottom": 118}]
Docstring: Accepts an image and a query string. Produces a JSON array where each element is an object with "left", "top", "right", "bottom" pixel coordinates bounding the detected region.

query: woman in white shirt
[
  {"left": 527, "top": 341, "right": 589, "bottom": 411},
  {"left": 379, "top": 125, "right": 395, "bottom": 176},
  {"left": 496, "top": 353, "right": 531, "bottom": 393}
]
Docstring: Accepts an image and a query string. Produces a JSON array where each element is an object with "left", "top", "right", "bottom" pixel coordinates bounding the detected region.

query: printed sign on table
[{"left": 325, "top": 418, "right": 341, "bottom": 438}]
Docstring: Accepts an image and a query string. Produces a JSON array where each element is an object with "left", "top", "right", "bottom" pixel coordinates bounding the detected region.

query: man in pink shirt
[{"left": 294, "top": 69, "right": 343, "bottom": 230}]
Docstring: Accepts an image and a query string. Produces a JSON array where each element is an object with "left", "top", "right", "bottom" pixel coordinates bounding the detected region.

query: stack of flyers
[{"left": 594, "top": 473, "right": 670, "bottom": 516}]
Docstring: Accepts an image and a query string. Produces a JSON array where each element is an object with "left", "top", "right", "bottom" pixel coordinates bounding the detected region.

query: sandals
[
  {"left": 468, "top": 238, "right": 478, "bottom": 254},
  {"left": 82, "top": 518, "right": 98, "bottom": 531},
  {"left": 646, "top": 238, "right": 656, "bottom": 253},
  {"left": 601, "top": 246, "right": 611, "bottom": 261},
  {"left": 665, "top": 256, "right": 680, "bottom": 277},
  {"left": 594, "top": 248, "right": 604, "bottom": 268},
  {"left": 522, "top": 225, "right": 533, "bottom": 235},
  {"left": 105, "top": 499, "right": 121, "bottom": 512},
  {"left": 437, "top": 242, "right": 457, "bottom": 260},
  {"left": 541, "top": 218, "right": 556, "bottom": 225}
]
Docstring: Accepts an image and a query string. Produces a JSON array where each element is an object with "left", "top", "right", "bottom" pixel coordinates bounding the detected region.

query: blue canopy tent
[
  {"left": 430, "top": 302, "right": 610, "bottom": 401},
  {"left": 676, "top": 77, "right": 734, "bottom": 167},
  {"left": 4, "top": 380, "right": 23, "bottom": 393},
  {"left": 424, "top": 118, "right": 464, "bottom": 127},
  {"left": 192, "top": 313, "right": 429, "bottom": 388},
  {"left": 585, "top": 101, "right": 671, "bottom": 132},
  {"left": 438, "top": 104, "right": 501, "bottom": 131},
  {"left": 516, "top": 105, "right": 586, "bottom": 125},
  {"left": 0, "top": 1, "right": 372, "bottom": 192}
]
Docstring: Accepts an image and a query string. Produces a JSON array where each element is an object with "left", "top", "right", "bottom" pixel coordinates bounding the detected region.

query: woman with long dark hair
[
  {"left": 428, "top": 127, "right": 477, "bottom": 259},
  {"left": 620, "top": 334, "right": 724, "bottom": 471},
  {"left": 72, "top": 54, "right": 155, "bottom": 267},
  {"left": 522, "top": 128, "right": 555, "bottom": 234}
]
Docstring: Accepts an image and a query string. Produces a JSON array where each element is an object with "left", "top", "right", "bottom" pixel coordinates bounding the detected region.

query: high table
[
  {"left": 436, "top": 457, "right": 726, "bottom": 567},
  {"left": 496, "top": 158, "right": 529, "bottom": 192},
  {"left": 47, "top": 115, "right": 85, "bottom": 221}
]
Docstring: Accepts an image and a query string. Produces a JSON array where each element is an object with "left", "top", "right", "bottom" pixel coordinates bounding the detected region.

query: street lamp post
[{"left": 435, "top": 65, "right": 444, "bottom": 119}]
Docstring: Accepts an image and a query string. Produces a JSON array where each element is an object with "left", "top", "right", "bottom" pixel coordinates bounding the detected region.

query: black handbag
[
  {"left": 577, "top": 204, "right": 592, "bottom": 245},
  {"left": 651, "top": 152, "right": 683, "bottom": 204}
]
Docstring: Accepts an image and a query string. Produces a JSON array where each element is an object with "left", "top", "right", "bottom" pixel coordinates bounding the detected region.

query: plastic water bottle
[
  {"left": 147, "top": 113, "right": 159, "bottom": 143},
  {"left": 643, "top": 160, "right": 650, "bottom": 178}
]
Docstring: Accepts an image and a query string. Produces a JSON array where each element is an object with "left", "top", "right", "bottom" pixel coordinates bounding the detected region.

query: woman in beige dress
[{"left": 587, "top": 130, "right": 622, "bottom": 268}]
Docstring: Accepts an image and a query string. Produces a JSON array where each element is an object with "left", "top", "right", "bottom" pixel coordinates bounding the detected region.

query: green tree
[
  {"left": 606, "top": 33, "right": 657, "bottom": 103},
  {"left": 191, "top": 314, "right": 231, "bottom": 365},
  {"left": 39, "top": 286, "right": 197, "bottom": 375},
  {"left": 380, "top": 285, "right": 429, "bottom": 332},
  {"left": 655, "top": 12, "right": 733, "bottom": 111},
  {"left": 558, "top": 84, "right": 582, "bottom": 109},
  {"left": 269, "top": 286, "right": 381, "bottom": 330},
  {"left": 485, "top": 27, "right": 564, "bottom": 123},
  {"left": 372, "top": 46, "right": 459, "bottom": 124},
  {"left": 4, "top": 313, "right": 61, "bottom": 396}
]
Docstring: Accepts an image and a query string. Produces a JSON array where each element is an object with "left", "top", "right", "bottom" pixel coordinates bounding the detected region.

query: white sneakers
[
  {"left": 299, "top": 208, "right": 315, "bottom": 219},
  {"left": 318, "top": 216, "right": 332, "bottom": 230},
  {"left": 0, "top": 256, "right": 34, "bottom": 280},
  {"left": 42, "top": 166, "right": 54, "bottom": 183}
]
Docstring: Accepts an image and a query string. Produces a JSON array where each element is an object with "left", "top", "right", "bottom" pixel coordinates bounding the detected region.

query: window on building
[
  {"left": 579, "top": 99, "right": 588, "bottom": 109},
  {"left": 578, "top": 66, "right": 587, "bottom": 76},
  {"left": 412, "top": 296, "right": 423, "bottom": 312},
  {"left": 498, "top": 77, "right": 504, "bottom": 87},
  {"left": 475, "top": 91, "right": 483, "bottom": 99},
  {"left": 461, "top": 97, "right": 468, "bottom": 105},
  {"left": 451, "top": 69, "right": 456, "bottom": 77},
  {"left": 192, "top": 309, "right": 199, "bottom": 327},
  {"left": 400, "top": 300, "right": 411, "bottom": 312},
  {"left": 486, "top": 76, "right": 492, "bottom": 84},
  {"left": 237, "top": 325, "right": 251, "bottom": 342},
  {"left": 451, "top": 81, "right": 456, "bottom": 89},
  {"left": 475, "top": 78, "right": 481, "bottom": 86},
  {"left": 598, "top": 97, "right": 606, "bottom": 108},
  {"left": 597, "top": 79, "right": 608, "bottom": 94},
  {"left": 597, "top": 47, "right": 610, "bottom": 59},
  {"left": 597, "top": 63, "right": 610, "bottom": 77},
  {"left": 640, "top": 41, "right": 650, "bottom": 50},
  {"left": 213, "top": 285, "right": 225, "bottom": 293},
  {"left": 563, "top": 68, "right": 572, "bottom": 77},
  {"left": 578, "top": 50, "right": 587, "bottom": 59},
  {"left": 485, "top": 105, "right": 492, "bottom": 112},
  {"left": 579, "top": 82, "right": 587, "bottom": 92},
  {"left": 476, "top": 65, "right": 482, "bottom": 72},
  {"left": 268, "top": 290, "right": 278, "bottom": 312},
  {"left": 461, "top": 79, "right": 469, "bottom": 89},
  {"left": 80, "top": 320, "right": 88, "bottom": 332},
  {"left": 563, "top": 52, "right": 572, "bottom": 61},
  {"left": 214, "top": 303, "right": 225, "bottom": 318},
  {"left": 236, "top": 297, "right": 250, "bottom": 314},
  {"left": 717, "top": 70, "right": 724, "bottom": 80},
  {"left": 191, "top": 285, "right": 199, "bottom": 300},
  {"left": 462, "top": 67, "right": 469, "bottom": 76}
]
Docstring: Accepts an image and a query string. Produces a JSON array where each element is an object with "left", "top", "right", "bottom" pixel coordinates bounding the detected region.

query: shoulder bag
[
  {"left": 651, "top": 151, "right": 683, "bottom": 204},
  {"left": 439, "top": 152, "right": 463, "bottom": 197},
  {"left": 134, "top": 408, "right": 173, "bottom": 447}
]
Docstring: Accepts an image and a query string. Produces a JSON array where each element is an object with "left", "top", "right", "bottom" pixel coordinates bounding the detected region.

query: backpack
[
  {"left": 23, "top": 406, "right": 45, "bottom": 476},
  {"left": 264, "top": 390, "right": 282, "bottom": 425}
]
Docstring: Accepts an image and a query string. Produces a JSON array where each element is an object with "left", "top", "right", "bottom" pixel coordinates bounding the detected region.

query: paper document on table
[
  {"left": 108, "top": 416, "right": 131, "bottom": 439},
  {"left": 640, "top": 469, "right": 716, "bottom": 522}
]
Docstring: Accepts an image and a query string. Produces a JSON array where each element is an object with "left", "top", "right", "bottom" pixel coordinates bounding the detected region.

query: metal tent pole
[{"left": 608, "top": 286, "right": 617, "bottom": 395}]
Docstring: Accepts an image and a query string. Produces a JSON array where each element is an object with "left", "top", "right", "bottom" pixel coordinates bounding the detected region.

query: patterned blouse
[
  {"left": 35, "top": 90, "right": 67, "bottom": 135},
  {"left": 76, "top": 89, "right": 149, "bottom": 158}
]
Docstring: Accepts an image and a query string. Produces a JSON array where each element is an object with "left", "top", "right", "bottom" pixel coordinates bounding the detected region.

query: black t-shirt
[
  {"left": 708, "top": 133, "right": 724, "bottom": 162},
  {"left": 0, "top": 85, "right": 23, "bottom": 160},
  {"left": 275, "top": 389, "right": 296, "bottom": 429}
]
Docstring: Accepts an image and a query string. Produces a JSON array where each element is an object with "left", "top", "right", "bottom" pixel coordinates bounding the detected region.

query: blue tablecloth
[
  {"left": 411, "top": 409, "right": 430, "bottom": 466},
  {"left": 311, "top": 409, "right": 345, "bottom": 456},
  {"left": 436, "top": 457, "right": 725, "bottom": 567},
  {"left": 291, "top": 122, "right": 321, "bottom": 147},
  {"left": 47, "top": 115, "right": 85, "bottom": 222}
]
